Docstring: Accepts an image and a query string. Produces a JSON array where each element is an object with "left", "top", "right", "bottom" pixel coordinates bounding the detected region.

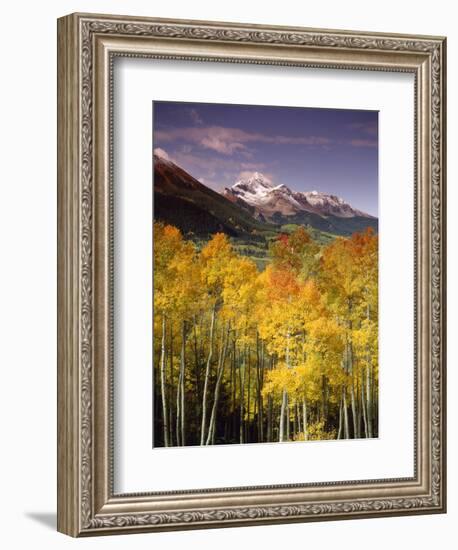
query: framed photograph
[{"left": 57, "top": 13, "right": 446, "bottom": 536}]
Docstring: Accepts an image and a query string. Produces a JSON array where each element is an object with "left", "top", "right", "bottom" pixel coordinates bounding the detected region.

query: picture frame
[{"left": 57, "top": 12, "right": 446, "bottom": 537}]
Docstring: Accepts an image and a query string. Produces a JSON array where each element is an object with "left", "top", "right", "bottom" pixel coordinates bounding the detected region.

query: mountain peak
[
  {"left": 153, "top": 147, "right": 173, "bottom": 163},
  {"left": 302, "top": 190, "right": 372, "bottom": 218},
  {"left": 225, "top": 177, "right": 374, "bottom": 220},
  {"left": 233, "top": 172, "right": 274, "bottom": 193}
]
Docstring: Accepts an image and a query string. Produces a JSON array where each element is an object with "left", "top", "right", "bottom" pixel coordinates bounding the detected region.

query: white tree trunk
[
  {"left": 361, "top": 377, "right": 369, "bottom": 438},
  {"left": 337, "top": 398, "right": 343, "bottom": 439},
  {"left": 302, "top": 398, "right": 308, "bottom": 441},
  {"left": 206, "top": 325, "right": 230, "bottom": 445},
  {"left": 180, "top": 320, "right": 186, "bottom": 445},
  {"left": 279, "top": 389, "right": 287, "bottom": 442},
  {"left": 200, "top": 305, "right": 216, "bottom": 445},
  {"left": 285, "top": 392, "right": 290, "bottom": 441},
  {"left": 350, "top": 383, "right": 359, "bottom": 439},
  {"left": 366, "top": 366, "right": 373, "bottom": 438},
  {"left": 160, "top": 315, "right": 169, "bottom": 447},
  {"left": 343, "top": 387, "right": 349, "bottom": 439}
]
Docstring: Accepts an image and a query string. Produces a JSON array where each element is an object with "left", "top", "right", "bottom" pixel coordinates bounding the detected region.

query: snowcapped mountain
[
  {"left": 153, "top": 154, "right": 278, "bottom": 239},
  {"left": 223, "top": 172, "right": 375, "bottom": 220},
  {"left": 300, "top": 190, "right": 374, "bottom": 218},
  {"left": 153, "top": 153, "right": 378, "bottom": 239},
  {"left": 232, "top": 171, "right": 274, "bottom": 195},
  {"left": 224, "top": 173, "right": 306, "bottom": 218}
]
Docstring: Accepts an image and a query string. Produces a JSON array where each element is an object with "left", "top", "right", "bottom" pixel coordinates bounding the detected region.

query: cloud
[
  {"left": 349, "top": 138, "right": 378, "bottom": 148},
  {"left": 237, "top": 170, "right": 274, "bottom": 183},
  {"left": 165, "top": 150, "right": 274, "bottom": 192},
  {"left": 172, "top": 151, "right": 235, "bottom": 172},
  {"left": 349, "top": 121, "right": 378, "bottom": 136},
  {"left": 240, "top": 162, "right": 267, "bottom": 170},
  {"left": 200, "top": 135, "right": 245, "bottom": 155},
  {"left": 153, "top": 147, "right": 172, "bottom": 160},
  {"left": 155, "top": 126, "right": 332, "bottom": 156},
  {"left": 188, "top": 108, "right": 203, "bottom": 125}
]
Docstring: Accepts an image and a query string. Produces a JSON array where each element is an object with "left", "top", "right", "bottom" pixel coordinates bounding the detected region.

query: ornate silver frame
[{"left": 57, "top": 13, "right": 446, "bottom": 536}]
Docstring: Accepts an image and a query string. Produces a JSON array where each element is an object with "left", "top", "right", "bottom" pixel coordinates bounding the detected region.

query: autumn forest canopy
[{"left": 153, "top": 222, "right": 378, "bottom": 447}]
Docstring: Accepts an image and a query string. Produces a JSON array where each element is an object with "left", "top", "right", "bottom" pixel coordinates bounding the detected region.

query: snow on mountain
[
  {"left": 301, "top": 190, "right": 373, "bottom": 218},
  {"left": 231, "top": 172, "right": 274, "bottom": 197},
  {"left": 224, "top": 173, "right": 375, "bottom": 220},
  {"left": 225, "top": 172, "right": 306, "bottom": 216},
  {"left": 154, "top": 147, "right": 173, "bottom": 163}
]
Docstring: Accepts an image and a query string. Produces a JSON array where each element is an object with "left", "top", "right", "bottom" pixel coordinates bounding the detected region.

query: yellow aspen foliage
[{"left": 153, "top": 224, "right": 378, "bottom": 446}]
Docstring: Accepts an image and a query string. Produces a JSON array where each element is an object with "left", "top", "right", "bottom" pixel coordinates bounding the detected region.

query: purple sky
[{"left": 153, "top": 101, "right": 378, "bottom": 216}]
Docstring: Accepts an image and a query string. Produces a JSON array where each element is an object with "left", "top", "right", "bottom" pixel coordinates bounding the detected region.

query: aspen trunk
[
  {"left": 279, "top": 389, "right": 287, "bottom": 442},
  {"left": 193, "top": 317, "right": 201, "bottom": 406},
  {"left": 296, "top": 402, "right": 301, "bottom": 435},
  {"left": 281, "top": 328, "right": 291, "bottom": 442},
  {"left": 246, "top": 346, "right": 251, "bottom": 443},
  {"left": 168, "top": 323, "right": 174, "bottom": 446},
  {"left": 321, "top": 375, "right": 328, "bottom": 423},
  {"left": 337, "top": 397, "right": 343, "bottom": 439},
  {"left": 176, "top": 371, "right": 181, "bottom": 447},
  {"left": 350, "top": 383, "right": 359, "bottom": 439},
  {"left": 206, "top": 324, "right": 230, "bottom": 445},
  {"left": 256, "top": 335, "right": 264, "bottom": 443},
  {"left": 267, "top": 394, "right": 273, "bottom": 442},
  {"left": 180, "top": 320, "right": 186, "bottom": 445},
  {"left": 200, "top": 305, "right": 216, "bottom": 445},
  {"left": 160, "top": 315, "right": 169, "bottom": 447},
  {"left": 361, "top": 375, "right": 369, "bottom": 438},
  {"left": 302, "top": 398, "right": 308, "bottom": 441},
  {"left": 366, "top": 303, "right": 374, "bottom": 438},
  {"left": 231, "top": 338, "right": 237, "bottom": 442},
  {"left": 366, "top": 366, "right": 373, "bottom": 438},
  {"left": 286, "top": 392, "right": 290, "bottom": 441},
  {"left": 356, "top": 381, "right": 362, "bottom": 438},
  {"left": 239, "top": 346, "right": 246, "bottom": 444},
  {"left": 343, "top": 386, "right": 350, "bottom": 439},
  {"left": 373, "top": 367, "right": 378, "bottom": 436}
]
